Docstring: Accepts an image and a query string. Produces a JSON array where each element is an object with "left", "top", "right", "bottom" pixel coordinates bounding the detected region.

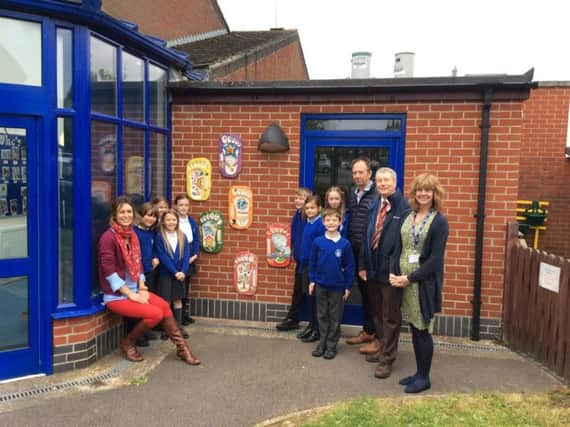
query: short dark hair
[{"left": 351, "top": 156, "right": 371, "bottom": 171}]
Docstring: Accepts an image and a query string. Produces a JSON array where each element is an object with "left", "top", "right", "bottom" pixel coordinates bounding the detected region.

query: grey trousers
[{"left": 315, "top": 285, "right": 345, "bottom": 351}]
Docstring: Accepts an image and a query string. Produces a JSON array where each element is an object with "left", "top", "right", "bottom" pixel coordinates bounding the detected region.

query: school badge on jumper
[
  {"left": 266, "top": 223, "right": 291, "bottom": 267},
  {"left": 228, "top": 185, "right": 253, "bottom": 230},
  {"left": 186, "top": 157, "right": 211, "bottom": 201},
  {"left": 218, "top": 134, "right": 242, "bottom": 178},
  {"left": 199, "top": 210, "right": 224, "bottom": 254},
  {"left": 234, "top": 251, "right": 258, "bottom": 295}
]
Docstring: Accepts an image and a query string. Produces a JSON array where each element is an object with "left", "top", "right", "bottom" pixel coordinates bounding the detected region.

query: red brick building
[
  {"left": 102, "top": 0, "right": 309, "bottom": 81},
  {"left": 170, "top": 72, "right": 536, "bottom": 340},
  {"left": 519, "top": 83, "right": 570, "bottom": 258}
]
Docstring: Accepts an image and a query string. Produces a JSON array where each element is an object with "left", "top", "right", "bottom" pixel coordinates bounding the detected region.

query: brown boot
[
  {"left": 162, "top": 316, "right": 200, "bottom": 366},
  {"left": 346, "top": 331, "right": 375, "bottom": 345},
  {"left": 120, "top": 320, "right": 148, "bottom": 362},
  {"left": 360, "top": 338, "right": 381, "bottom": 354}
]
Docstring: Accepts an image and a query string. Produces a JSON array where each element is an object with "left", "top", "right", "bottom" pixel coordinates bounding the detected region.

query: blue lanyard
[{"left": 411, "top": 210, "right": 432, "bottom": 249}]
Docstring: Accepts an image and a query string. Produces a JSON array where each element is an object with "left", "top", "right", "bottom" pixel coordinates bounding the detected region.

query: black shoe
[
  {"left": 404, "top": 377, "right": 431, "bottom": 393},
  {"left": 145, "top": 330, "right": 158, "bottom": 341},
  {"left": 399, "top": 375, "right": 417, "bottom": 386},
  {"left": 323, "top": 349, "right": 337, "bottom": 360},
  {"left": 136, "top": 336, "right": 150, "bottom": 347},
  {"left": 160, "top": 331, "right": 169, "bottom": 341},
  {"left": 312, "top": 346, "right": 325, "bottom": 357},
  {"left": 276, "top": 318, "right": 300, "bottom": 331},
  {"left": 182, "top": 314, "right": 195, "bottom": 325},
  {"left": 296, "top": 325, "right": 313, "bottom": 340},
  {"left": 301, "top": 330, "right": 320, "bottom": 343}
]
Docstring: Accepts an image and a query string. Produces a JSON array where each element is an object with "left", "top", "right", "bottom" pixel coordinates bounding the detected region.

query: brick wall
[
  {"left": 102, "top": 0, "right": 226, "bottom": 42},
  {"left": 216, "top": 41, "right": 309, "bottom": 81},
  {"left": 520, "top": 84, "right": 570, "bottom": 258},
  {"left": 52, "top": 310, "right": 122, "bottom": 373},
  {"left": 171, "top": 96, "right": 524, "bottom": 339}
]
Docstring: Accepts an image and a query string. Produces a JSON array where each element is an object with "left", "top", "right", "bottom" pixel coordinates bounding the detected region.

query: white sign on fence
[{"left": 538, "top": 262, "right": 561, "bottom": 294}]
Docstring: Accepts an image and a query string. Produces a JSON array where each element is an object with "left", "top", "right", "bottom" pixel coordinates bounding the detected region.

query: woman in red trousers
[{"left": 98, "top": 196, "right": 200, "bottom": 365}]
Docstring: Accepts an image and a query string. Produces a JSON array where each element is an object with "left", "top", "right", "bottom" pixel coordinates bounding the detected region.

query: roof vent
[
  {"left": 394, "top": 52, "right": 415, "bottom": 78},
  {"left": 351, "top": 52, "right": 371, "bottom": 79}
]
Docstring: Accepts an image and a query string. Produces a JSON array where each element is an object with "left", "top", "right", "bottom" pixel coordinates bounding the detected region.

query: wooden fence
[{"left": 503, "top": 222, "right": 570, "bottom": 383}]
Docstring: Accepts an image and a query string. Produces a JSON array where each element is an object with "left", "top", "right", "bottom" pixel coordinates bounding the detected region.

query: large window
[
  {"left": 0, "top": 17, "right": 42, "bottom": 86},
  {"left": 89, "top": 36, "right": 169, "bottom": 296}
]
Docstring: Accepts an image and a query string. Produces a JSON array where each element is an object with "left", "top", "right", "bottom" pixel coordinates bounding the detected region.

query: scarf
[{"left": 111, "top": 222, "right": 143, "bottom": 281}]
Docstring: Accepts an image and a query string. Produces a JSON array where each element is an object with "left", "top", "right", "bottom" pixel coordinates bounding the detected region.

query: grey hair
[{"left": 375, "top": 167, "right": 397, "bottom": 182}]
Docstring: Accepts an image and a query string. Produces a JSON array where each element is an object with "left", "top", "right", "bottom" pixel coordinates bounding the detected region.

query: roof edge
[{"left": 170, "top": 68, "right": 537, "bottom": 94}]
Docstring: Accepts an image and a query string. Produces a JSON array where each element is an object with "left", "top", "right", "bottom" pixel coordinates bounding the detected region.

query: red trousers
[{"left": 107, "top": 292, "right": 172, "bottom": 328}]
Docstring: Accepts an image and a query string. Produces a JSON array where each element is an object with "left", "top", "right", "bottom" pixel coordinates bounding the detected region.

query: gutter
[{"left": 471, "top": 88, "right": 493, "bottom": 341}]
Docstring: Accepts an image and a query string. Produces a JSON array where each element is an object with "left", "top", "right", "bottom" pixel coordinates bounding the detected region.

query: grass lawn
[{"left": 287, "top": 387, "right": 570, "bottom": 427}]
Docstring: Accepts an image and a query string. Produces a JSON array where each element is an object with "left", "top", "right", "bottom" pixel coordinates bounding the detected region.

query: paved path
[{"left": 0, "top": 323, "right": 562, "bottom": 427}]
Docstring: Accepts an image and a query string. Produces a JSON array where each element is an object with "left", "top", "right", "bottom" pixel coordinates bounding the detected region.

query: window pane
[
  {"left": 122, "top": 52, "right": 144, "bottom": 122},
  {"left": 0, "top": 276, "right": 29, "bottom": 350},
  {"left": 57, "top": 118, "right": 73, "bottom": 303},
  {"left": 313, "top": 147, "right": 389, "bottom": 201},
  {"left": 150, "top": 132, "right": 166, "bottom": 199},
  {"left": 91, "top": 121, "right": 117, "bottom": 295},
  {"left": 90, "top": 37, "right": 117, "bottom": 116},
  {"left": 57, "top": 28, "right": 73, "bottom": 109},
  {"left": 123, "top": 126, "right": 145, "bottom": 204},
  {"left": 149, "top": 64, "right": 167, "bottom": 127},
  {"left": 0, "top": 127, "right": 28, "bottom": 259},
  {"left": 306, "top": 119, "right": 401, "bottom": 131},
  {"left": 0, "top": 17, "right": 42, "bottom": 86}
]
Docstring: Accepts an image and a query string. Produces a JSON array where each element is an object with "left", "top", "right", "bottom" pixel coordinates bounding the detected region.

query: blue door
[
  {"left": 0, "top": 116, "right": 41, "bottom": 380},
  {"left": 300, "top": 114, "right": 406, "bottom": 325}
]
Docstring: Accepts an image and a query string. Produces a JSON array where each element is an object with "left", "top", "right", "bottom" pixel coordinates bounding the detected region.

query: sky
[{"left": 217, "top": 0, "right": 570, "bottom": 81}]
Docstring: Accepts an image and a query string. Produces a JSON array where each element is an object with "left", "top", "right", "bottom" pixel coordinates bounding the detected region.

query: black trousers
[
  {"left": 315, "top": 285, "right": 344, "bottom": 351},
  {"left": 354, "top": 247, "right": 375, "bottom": 335},
  {"left": 285, "top": 268, "right": 304, "bottom": 322}
]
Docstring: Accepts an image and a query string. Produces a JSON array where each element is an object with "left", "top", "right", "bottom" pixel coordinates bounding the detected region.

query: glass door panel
[{"left": 0, "top": 119, "right": 40, "bottom": 380}]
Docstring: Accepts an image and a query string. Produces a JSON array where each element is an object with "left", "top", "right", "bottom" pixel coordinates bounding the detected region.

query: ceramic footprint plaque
[
  {"left": 234, "top": 251, "right": 258, "bottom": 295},
  {"left": 218, "top": 134, "right": 242, "bottom": 178},
  {"left": 266, "top": 223, "right": 291, "bottom": 267},
  {"left": 199, "top": 210, "right": 224, "bottom": 253},
  {"left": 229, "top": 185, "right": 253, "bottom": 230},
  {"left": 186, "top": 157, "right": 211, "bottom": 201}
]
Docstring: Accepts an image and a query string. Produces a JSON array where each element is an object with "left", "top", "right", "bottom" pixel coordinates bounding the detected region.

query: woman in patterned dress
[{"left": 389, "top": 174, "right": 449, "bottom": 393}]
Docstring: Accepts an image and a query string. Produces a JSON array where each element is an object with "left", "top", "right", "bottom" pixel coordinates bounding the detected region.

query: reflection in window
[
  {"left": 150, "top": 132, "right": 166, "bottom": 199},
  {"left": 91, "top": 121, "right": 117, "bottom": 295},
  {"left": 122, "top": 52, "right": 144, "bottom": 122},
  {"left": 149, "top": 64, "right": 167, "bottom": 127},
  {"left": 90, "top": 37, "right": 117, "bottom": 116},
  {"left": 56, "top": 28, "right": 73, "bottom": 109},
  {"left": 313, "top": 147, "right": 389, "bottom": 201},
  {"left": 123, "top": 126, "right": 145, "bottom": 204},
  {"left": 306, "top": 119, "right": 401, "bottom": 131},
  {"left": 57, "top": 118, "right": 74, "bottom": 303},
  {"left": 0, "top": 127, "right": 28, "bottom": 259},
  {"left": 0, "top": 17, "right": 42, "bottom": 86},
  {"left": 0, "top": 276, "right": 29, "bottom": 351}
]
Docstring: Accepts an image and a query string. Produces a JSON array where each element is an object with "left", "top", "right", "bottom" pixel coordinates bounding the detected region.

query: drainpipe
[{"left": 471, "top": 87, "right": 494, "bottom": 341}]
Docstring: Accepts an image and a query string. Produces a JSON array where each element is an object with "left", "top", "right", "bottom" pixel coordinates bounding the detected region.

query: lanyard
[{"left": 411, "top": 210, "right": 432, "bottom": 249}]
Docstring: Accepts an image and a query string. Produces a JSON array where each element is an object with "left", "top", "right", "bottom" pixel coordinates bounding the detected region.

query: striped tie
[{"left": 372, "top": 200, "right": 389, "bottom": 250}]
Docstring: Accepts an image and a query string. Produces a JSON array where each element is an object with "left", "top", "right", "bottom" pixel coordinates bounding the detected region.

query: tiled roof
[{"left": 175, "top": 30, "right": 300, "bottom": 69}]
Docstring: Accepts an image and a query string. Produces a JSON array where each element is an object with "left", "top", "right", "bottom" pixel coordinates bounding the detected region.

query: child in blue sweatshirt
[
  {"left": 276, "top": 187, "right": 313, "bottom": 332},
  {"left": 309, "top": 208, "right": 355, "bottom": 359},
  {"left": 297, "top": 195, "right": 326, "bottom": 343}
]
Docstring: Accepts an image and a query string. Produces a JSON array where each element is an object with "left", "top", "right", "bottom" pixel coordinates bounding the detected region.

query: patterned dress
[{"left": 400, "top": 212, "right": 436, "bottom": 333}]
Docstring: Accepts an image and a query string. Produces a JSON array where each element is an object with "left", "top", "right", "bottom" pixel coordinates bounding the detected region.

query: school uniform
[
  {"left": 155, "top": 231, "right": 190, "bottom": 303},
  {"left": 133, "top": 226, "right": 158, "bottom": 292},
  {"left": 309, "top": 233, "right": 355, "bottom": 354}
]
